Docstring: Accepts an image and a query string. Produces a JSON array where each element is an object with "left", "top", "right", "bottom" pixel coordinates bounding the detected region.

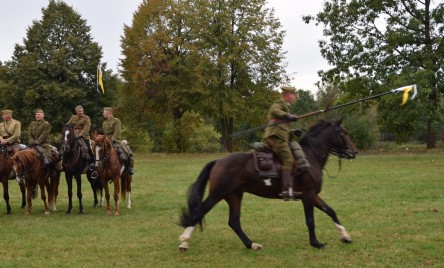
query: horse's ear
[{"left": 92, "top": 124, "right": 100, "bottom": 139}]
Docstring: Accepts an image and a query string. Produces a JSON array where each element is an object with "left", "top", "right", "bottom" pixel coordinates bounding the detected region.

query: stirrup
[{"left": 90, "top": 171, "right": 98, "bottom": 180}]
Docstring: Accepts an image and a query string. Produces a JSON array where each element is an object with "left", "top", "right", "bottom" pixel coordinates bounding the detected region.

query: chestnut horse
[
  {"left": 61, "top": 124, "right": 103, "bottom": 213},
  {"left": 0, "top": 145, "right": 26, "bottom": 214},
  {"left": 92, "top": 131, "right": 132, "bottom": 216},
  {"left": 179, "top": 119, "right": 358, "bottom": 250},
  {"left": 11, "top": 148, "right": 59, "bottom": 215}
]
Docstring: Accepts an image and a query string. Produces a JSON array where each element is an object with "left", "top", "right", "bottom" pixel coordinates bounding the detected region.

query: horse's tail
[
  {"left": 179, "top": 160, "right": 216, "bottom": 228},
  {"left": 120, "top": 173, "right": 128, "bottom": 200}
]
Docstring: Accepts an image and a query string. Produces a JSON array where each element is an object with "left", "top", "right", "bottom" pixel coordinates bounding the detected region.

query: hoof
[
  {"left": 127, "top": 204, "right": 131, "bottom": 209},
  {"left": 251, "top": 243, "right": 263, "bottom": 250},
  {"left": 341, "top": 237, "right": 353, "bottom": 244},
  {"left": 44, "top": 211, "right": 50, "bottom": 215},
  {"left": 106, "top": 210, "right": 112, "bottom": 215},
  {"left": 179, "top": 242, "right": 189, "bottom": 251},
  {"left": 312, "top": 243, "right": 327, "bottom": 249},
  {"left": 114, "top": 211, "right": 119, "bottom": 216}
]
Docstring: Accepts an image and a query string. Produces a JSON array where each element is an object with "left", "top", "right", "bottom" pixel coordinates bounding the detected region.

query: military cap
[
  {"left": 34, "top": 108, "right": 44, "bottom": 114},
  {"left": 281, "top": 86, "right": 296, "bottom": 94},
  {"left": 75, "top": 105, "right": 84, "bottom": 111},
  {"left": 1, "top": 109, "right": 13, "bottom": 115},
  {"left": 103, "top": 107, "right": 113, "bottom": 112}
]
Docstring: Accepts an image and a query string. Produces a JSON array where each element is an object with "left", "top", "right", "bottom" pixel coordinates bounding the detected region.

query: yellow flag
[
  {"left": 97, "top": 64, "right": 105, "bottom": 94},
  {"left": 391, "top": 84, "right": 417, "bottom": 106}
]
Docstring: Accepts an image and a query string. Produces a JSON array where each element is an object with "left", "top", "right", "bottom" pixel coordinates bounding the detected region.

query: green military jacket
[
  {"left": 28, "top": 120, "right": 51, "bottom": 147},
  {"left": 0, "top": 119, "right": 21, "bottom": 145},
  {"left": 263, "top": 98, "right": 293, "bottom": 141},
  {"left": 102, "top": 117, "right": 121, "bottom": 141},
  {"left": 67, "top": 114, "right": 91, "bottom": 140}
]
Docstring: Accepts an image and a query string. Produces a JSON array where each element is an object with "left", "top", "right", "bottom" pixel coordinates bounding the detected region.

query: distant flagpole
[{"left": 97, "top": 64, "right": 105, "bottom": 94}]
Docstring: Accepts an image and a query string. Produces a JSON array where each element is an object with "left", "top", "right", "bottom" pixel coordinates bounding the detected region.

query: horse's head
[
  {"left": 92, "top": 134, "right": 108, "bottom": 165},
  {"left": 304, "top": 119, "right": 358, "bottom": 159},
  {"left": 61, "top": 124, "right": 76, "bottom": 152},
  {"left": 11, "top": 153, "right": 26, "bottom": 183}
]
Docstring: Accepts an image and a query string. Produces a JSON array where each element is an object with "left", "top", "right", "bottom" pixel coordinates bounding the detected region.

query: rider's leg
[
  {"left": 266, "top": 137, "right": 294, "bottom": 201},
  {"left": 290, "top": 141, "right": 311, "bottom": 173}
]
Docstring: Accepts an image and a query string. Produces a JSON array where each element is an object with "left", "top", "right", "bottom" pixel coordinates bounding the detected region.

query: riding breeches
[{"left": 265, "top": 136, "right": 294, "bottom": 170}]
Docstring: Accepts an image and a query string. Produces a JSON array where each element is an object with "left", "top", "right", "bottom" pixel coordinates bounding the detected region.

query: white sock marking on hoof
[
  {"left": 335, "top": 223, "right": 352, "bottom": 240},
  {"left": 251, "top": 243, "right": 263, "bottom": 250}
]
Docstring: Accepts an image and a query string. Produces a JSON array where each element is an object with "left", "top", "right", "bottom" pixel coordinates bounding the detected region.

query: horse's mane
[{"left": 300, "top": 119, "right": 338, "bottom": 144}]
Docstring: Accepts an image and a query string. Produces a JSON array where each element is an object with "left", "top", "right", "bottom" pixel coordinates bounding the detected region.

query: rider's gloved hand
[{"left": 284, "top": 114, "right": 298, "bottom": 122}]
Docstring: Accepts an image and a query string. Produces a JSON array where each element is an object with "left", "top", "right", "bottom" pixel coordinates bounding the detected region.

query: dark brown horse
[
  {"left": 11, "top": 148, "right": 59, "bottom": 215},
  {"left": 92, "top": 131, "right": 132, "bottom": 216},
  {"left": 179, "top": 119, "right": 358, "bottom": 250},
  {"left": 0, "top": 145, "right": 26, "bottom": 214},
  {"left": 61, "top": 124, "right": 103, "bottom": 213}
]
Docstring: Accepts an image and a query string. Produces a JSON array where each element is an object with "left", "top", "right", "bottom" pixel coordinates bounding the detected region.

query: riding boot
[
  {"left": 280, "top": 169, "right": 293, "bottom": 201},
  {"left": 127, "top": 157, "right": 134, "bottom": 175},
  {"left": 291, "top": 141, "right": 311, "bottom": 174}
]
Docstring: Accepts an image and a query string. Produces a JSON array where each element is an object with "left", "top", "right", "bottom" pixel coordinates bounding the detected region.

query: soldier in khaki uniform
[
  {"left": 263, "top": 86, "right": 310, "bottom": 201},
  {"left": 0, "top": 109, "right": 21, "bottom": 154},
  {"left": 28, "top": 109, "right": 60, "bottom": 174},
  {"left": 102, "top": 107, "right": 134, "bottom": 175},
  {"left": 66, "top": 105, "right": 95, "bottom": 169}
]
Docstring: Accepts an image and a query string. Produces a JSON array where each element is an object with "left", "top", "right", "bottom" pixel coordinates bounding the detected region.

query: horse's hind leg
[
  {"left": 314, "top": 195, "right": 352, "bottom": 243},
  {"left": 113, "top": 177, "right": 120, "bottom": 216},
  {"left": 19, "top": 182, "right": 26, "bottom": 208},
  {"left": 225, "top": 191, "right": 262, "bottom": 250},
  {"left": 179, "top": 196, "right": 222, "bottom": 251}
]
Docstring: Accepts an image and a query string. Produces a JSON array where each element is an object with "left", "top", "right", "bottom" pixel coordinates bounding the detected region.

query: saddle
[{"left": 251, "top": 142, "right": 281, "bottom": 179}]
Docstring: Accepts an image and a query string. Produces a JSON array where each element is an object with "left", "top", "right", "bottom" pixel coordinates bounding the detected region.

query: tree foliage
[
  {"left": 305, "top": 0, "right": 444, "bottom": 148},
  {"left": 0, "top": 0, "right": 116, "bottom": 134},
  {"left": 120, "top": 0, "right": 287, "bottom": 152}
]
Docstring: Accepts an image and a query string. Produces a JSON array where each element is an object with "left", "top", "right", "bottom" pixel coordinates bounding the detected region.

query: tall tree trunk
[
  {"left": 426, "top": 120, "right": 436, "bottom": 149},
  {"left": 220, "top": 116, "right": 233, "bottom": 152}
]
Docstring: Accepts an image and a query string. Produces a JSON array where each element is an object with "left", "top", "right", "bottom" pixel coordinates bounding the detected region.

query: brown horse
[
  {"left": 11, "top": 148, "right": 59, "bottom": 215},
  {"left": 92, "top": 131, "right": 132, "bottom": 216},
  {"left": 61, "top": 124, "right": 103, "bottom": 213},
  {"left": 0, "top": 145, "right": 26, "bottom": 214},
  {"left": 179, "top": 119, "right": 358, "bottom": 250}
]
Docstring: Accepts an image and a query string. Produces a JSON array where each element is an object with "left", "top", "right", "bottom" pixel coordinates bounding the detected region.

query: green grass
[{"left": 0, "top": 152, "right": 443, "bottom": 267}]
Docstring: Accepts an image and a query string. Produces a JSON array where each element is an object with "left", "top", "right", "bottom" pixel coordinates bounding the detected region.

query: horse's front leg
[
  {"left": 102, "top": 178, "right": 112, "bottom": 215},
  {"left": 65, "top": 173, "right": 73, "bottom": 214},
  {"left": 25, "top": 185, "right": 32, "bottom": 215},
  {"left": 113, "top": 177, "right": 120, "bottom": 216},
  {"left": 75, "top": 173, "right": 83, "bottom": 214},
  {"left": 314, "top": 195, "right": 352, "bottom": 243},
  {"left": 19, "top": 182, "right": 26, "bottom": 208},
  {"left": 2, "top": 180, "right": 11, "bottom": 214},
  {"left": 41, "top": 180, "right": 50, "bottom": 215},
  {"left": 302, "top": 190, "right": 325, "bottom": 248}
]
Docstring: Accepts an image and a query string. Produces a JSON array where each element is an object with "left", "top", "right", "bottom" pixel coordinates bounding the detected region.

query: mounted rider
[
  {"left": 263, "top": 86, "right": 310, "bottom": 201},
  {"left": 101, "top": 107, "right": 134, "bottom": 175},
  {"left": 28, "top": 109, "right": 61, "bottom": 175},
  {"left": 0, "top": 109, "right": 21, "bottom": 155},
  {"left": 66, "top": 105, "right": 96, "bottom": 178}
]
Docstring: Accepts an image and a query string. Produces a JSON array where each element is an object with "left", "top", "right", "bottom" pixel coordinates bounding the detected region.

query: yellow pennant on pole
[
  {"left": 97, "top": 64, "right": 105, "bottom": 94},
  {"left": 391, "top": 84, "right": 417, "bottom": 105}
]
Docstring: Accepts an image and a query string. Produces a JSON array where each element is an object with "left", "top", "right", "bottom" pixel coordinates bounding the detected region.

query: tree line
[{"left": 0, "top": 0, "right": 442, "bottom": 152}]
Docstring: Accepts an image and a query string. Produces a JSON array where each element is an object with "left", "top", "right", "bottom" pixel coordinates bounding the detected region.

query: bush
[{"left": 162, "top": 111, "right": 221, "bottom": 153}]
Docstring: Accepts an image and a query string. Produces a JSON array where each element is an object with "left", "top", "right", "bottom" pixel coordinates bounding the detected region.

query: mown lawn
[{"left": 0, "top": 152, "right": 442, "bottom": 267}]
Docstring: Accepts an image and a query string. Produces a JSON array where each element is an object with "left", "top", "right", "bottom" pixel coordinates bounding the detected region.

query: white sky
[{"left": 0, "top": 0, "right": 329, "bottom": 93}]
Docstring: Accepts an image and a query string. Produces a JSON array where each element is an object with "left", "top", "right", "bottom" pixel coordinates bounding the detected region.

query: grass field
[{"left": 0, "top": 151, "right": 443, "bottom": 267}]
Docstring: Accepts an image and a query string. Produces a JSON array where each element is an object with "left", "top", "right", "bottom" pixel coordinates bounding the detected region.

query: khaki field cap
[
  {"left": 35, "top": 109, "right": 44, "bottom": 114},
  {"left": 1, "top": 109, "right": 13, "bottom": 115},
  {"left": 281, "top": 86, "right": 296, "bottom": 94},
  {"left": 103, "top": 107, "right": 113, "bottom": 112},
  {"left": 75, "top": 105, "right": 83, "bottom": 111}
]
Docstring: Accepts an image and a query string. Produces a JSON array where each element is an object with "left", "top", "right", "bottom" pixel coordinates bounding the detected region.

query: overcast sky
[{"left": 0, "top": 0, "right": 329, "bottom": 93}]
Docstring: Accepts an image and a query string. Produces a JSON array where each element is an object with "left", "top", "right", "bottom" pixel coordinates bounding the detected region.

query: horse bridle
[
  {"left": 94, "top": 137, "right": 110, "bottom": 168},
  {"left": 61, "top": 129, "right": 82, "bottom": 167},
  {"left": 307, "top": 122, "right": 355, "bottom": 159},
  {"left": 14, "top": 159, "right": 27, "bottom": 183}
]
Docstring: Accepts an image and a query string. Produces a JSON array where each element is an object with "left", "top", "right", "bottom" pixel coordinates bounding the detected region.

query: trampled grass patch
[{"left": 0, "top": 152, "right": 442, "bottom": 267}]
